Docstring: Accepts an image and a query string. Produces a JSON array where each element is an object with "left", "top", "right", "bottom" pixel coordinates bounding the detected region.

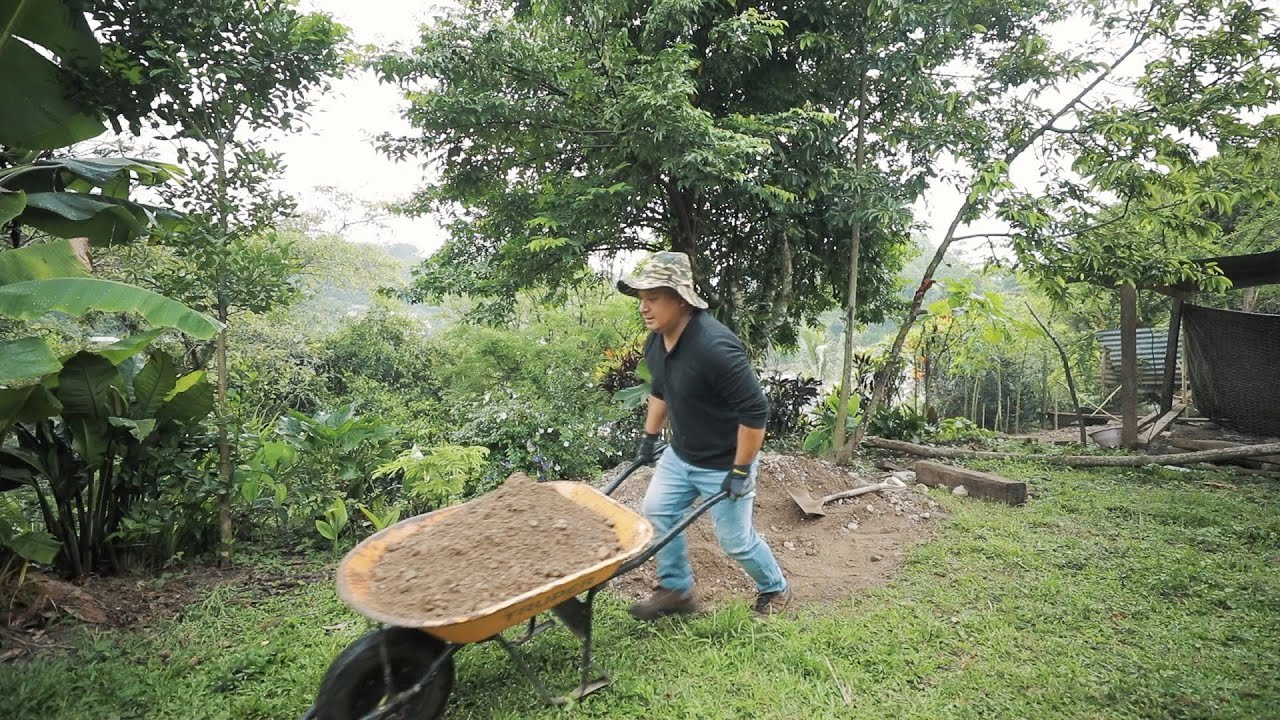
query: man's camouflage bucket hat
[{"left": 616, "top": 251, "right": 709, "bottom": 309}]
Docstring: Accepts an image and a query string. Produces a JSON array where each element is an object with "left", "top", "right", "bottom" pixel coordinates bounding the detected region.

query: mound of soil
[
  {"left": 604, "top": 452, "right": 945, "bottom": 608},
  {"left": 368, "top": 473, "right": 621, "bottom": 618}
]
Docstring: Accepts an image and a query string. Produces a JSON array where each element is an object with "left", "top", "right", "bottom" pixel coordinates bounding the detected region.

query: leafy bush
[
  {"left": 803, "top": 387, "right": 862, "bottom": 455},
  {"left": 762, "top": 375, "right": 821, "bottom": 440},
  {"left": 374, "top": 444, "right": 489, "bottom": 511},
  {"left": 1, "top": 348, "right": 217, "bottom": 576},
  {"left": 868, "top": 405, "right": 932, "bottom": 443},
  {"left": 933, "top": 416, "right": 994, "bottom": 442},
  {"left": 450, "top": 389, "right": 631, "bottom": 481}
]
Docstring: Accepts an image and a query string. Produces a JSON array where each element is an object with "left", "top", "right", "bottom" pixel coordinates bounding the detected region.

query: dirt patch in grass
[
  {"left": 2, "top": 558, "right": 324, "bottom": 662},
  {"left": 604, "top": 452, "right": 946, "bottom": 607}
]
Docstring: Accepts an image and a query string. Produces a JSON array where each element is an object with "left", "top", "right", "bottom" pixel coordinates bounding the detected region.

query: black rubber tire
[{"left": 310, "top": 627, "right": 454, "bottom": 720}]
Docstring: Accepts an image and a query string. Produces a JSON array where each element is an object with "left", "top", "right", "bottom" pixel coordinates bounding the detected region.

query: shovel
[{"left": 787, "top": 477, "right": 907, "bottom": 517}]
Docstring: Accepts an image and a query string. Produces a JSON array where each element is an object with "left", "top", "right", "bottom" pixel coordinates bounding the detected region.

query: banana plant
[
  {"left": 1, "top": 1, "right": 217, "bottom": 387},
  {"left": 0, "top": 347, "right": 215, "bottom": 576}
]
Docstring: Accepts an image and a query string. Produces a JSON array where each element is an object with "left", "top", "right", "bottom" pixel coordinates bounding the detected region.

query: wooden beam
[
  {"left": 1139, "top": 403, "right": 1185, "bottom": 445},
  {"left": 1161, "top": 298, "right": 1183, "bottom": 413},
  {"left": 1167, "top": 437, "right": 1280, "bottom": 465},
  {"left": 914, "top": 461, "right": 1027, "bottom": 505},
  {"left": 865, "top": 435, "right": 1280, "bottom": 467},
  {"left": 1119, "top": 284, "right": 1140, "bottom": 448}
]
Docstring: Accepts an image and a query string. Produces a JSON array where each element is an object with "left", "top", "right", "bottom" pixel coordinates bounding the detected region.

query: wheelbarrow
[{"left": 303, "top": 449, "right": 724, "bottom": 720}]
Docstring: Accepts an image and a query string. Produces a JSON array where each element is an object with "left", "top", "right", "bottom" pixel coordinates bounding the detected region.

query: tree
[
  {"left": 374, "top": 0, "right": 930, "bottom": 350},
  {"left": 843, "top": 0, "right": 1280, "bottom": 456},
  {"left": 85, "top": 0, "right": 349, "bottom": 563}
]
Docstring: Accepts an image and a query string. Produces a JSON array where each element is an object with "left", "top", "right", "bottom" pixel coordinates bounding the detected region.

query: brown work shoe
[
  {"left": 752, "top": 587, "right": 791, "bottom": 618},
  {"left": 629, "top": 587, "right": 697, "bottom": 621}
]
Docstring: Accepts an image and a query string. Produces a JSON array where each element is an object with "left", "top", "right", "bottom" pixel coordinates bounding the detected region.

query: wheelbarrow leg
[
  {"left": 495, "top": 636, "right": 568, "bottom": 707},
  {"left": 550, "top": 588, "right": 611, "bottom": 699}
]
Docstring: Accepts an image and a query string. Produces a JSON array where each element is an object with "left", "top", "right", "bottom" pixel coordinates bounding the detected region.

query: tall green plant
[{"left": 0, "top": 348, "right": 215, "bottom": 576}]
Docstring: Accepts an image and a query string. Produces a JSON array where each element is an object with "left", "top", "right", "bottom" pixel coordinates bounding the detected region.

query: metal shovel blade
[{"left": 787, "top": 487, "right": 829, "bottom": 516}]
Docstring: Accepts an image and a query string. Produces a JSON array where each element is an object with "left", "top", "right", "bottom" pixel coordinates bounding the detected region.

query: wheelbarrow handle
[
  {"left": 601, "top": 442, "right": 668, "bottom": 496},
  {"left": 612, "top": 489, "right": 729, "bottom": 578}
]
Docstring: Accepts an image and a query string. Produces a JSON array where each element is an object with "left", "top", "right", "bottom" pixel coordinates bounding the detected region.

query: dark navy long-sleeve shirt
[{"left": 644, "top": 310, "right": 769, "bottom": 469}]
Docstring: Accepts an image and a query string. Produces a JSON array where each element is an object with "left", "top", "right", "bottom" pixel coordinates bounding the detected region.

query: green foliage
[
  {"left": 990, "top": 3, "right": 1280, "bottom": 295},
  {"left": 0, "top": 347, "right": 216, "bottom": 576},
  {"left": 315, "top": 303, "right": 443, "bottom": 443},
  {"left": 274, "top": 404, "right": 399, "bottom": 500},
  {"left": 0, "top": 277, "right": 220, "bottom": 342},
  {"left": 933, "top": 416, "right": 993, "bottom": 443},
  {"left": 313, "top": 497, "right": 349, "bottom": 557},
  {"left": 356, "top": 500, "right": 400, "bottom": 534},
  {"left": 867, "top": 405, "right": 931, "bottom": 444},
  {"left": 373, "top": 445, "right": 490, "bottom": 511},
  {"left": 803, "top": 388, "right": 861, "bottom": 455},
  {"left": 0, "top": 0, "right": 103, "bottom": 149},
  {"left": 0, "top": 494, "right": 60, "bottom": 576},
  {"left": 373, "top": 0, "right": 948, "bottom": 348},
  {"left": 610, "top": 359, "right": 651, "bottom": 410},
  {"left": 761, "top": 375, "right": 821, "bottom": 440}
]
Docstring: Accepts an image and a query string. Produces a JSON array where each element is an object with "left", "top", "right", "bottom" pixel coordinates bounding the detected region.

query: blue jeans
[{"left": 642, "top": 449, "right": 787, "bottom": 595}]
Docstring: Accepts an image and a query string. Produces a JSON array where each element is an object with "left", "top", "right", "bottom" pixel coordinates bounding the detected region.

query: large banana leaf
[
  {"left": 0, "top": 19, "right": 103, "bottom": 150},
  {"left": 156, "top": 371, "right": 215, "bottom": 427},
  {"left": 0, "top": 189, "right": 23, "bottom": 225},
  {"left": 131, "top": 352, "right": 177, "bottom": 419},
  {"left": 20, "top": 192, "right": 176, "bottom": 246},
  {"left": 95, "top": 329, "right": 167, "bottom": 366},
  {"left": 0, "top": 0, "right": 100, "bottom": 65},
  {"left": 0, "top": 238, "right": 92, "bottom": 286},
  {"left": 0, "top": 337, "right": 62, "bottom": 384},
  {"left": 0, "top": 157, "right": 182, "bottom": 196},
  {"left": 0, "top": 384, "right": 62, "bottom": 429},
  {"left": 0, "top": 278, "right": 221, "bottom": 339},
  {"left": 56, "top": 353, "right": 124, "bottom": 470}
]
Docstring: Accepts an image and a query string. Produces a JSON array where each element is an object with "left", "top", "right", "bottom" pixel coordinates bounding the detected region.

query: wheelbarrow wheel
[{"left": 310, "top": 627, "right": 454, "bottom": 720}]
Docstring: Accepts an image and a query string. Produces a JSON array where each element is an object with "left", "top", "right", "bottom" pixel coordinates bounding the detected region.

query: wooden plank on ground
[
  {"left": 914, "top": 460, "right": 1027, "bottom": 505},
  {"left": 1136, "top": 408, "right": 1162, "bottom": 431},
  {"left": 1167, "top": 437, "right": 1280, "bottom": 465},
  {"left": 1139, "top": 403, "right": 1185, "bottom": 445}
]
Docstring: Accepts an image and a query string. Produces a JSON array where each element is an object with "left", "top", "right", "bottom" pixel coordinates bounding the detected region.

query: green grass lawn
[{"left": 6, "top": 462, "right": 1280, "bottom": 719}]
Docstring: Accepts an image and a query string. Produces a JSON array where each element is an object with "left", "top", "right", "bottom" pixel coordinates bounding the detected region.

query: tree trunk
[
  {"left": 834, "top": 68, "right": 867, "bottom": 462},
  {"left": 1243, "top": 287, "right": 1258, "bottom": 312},
  {"left": 1026, "top": 303, "right": 1087, "bottom": 445},
  {"left": 865, "top": 436, "right": 1280, "bottom": 468},
  {"left": 1119, "top": 284, "right": 1139, "bottom": 449},
  {"left": 215, "top": 136, "right": 233, "bottom": 567}
]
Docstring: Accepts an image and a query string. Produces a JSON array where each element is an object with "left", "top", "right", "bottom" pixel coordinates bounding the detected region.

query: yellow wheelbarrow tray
[
  {"left": 335, "top": 480, "right": 655, "bottom": 644},
  {"left": 304, "top": 447, "right": 729, "bottom": 720}
]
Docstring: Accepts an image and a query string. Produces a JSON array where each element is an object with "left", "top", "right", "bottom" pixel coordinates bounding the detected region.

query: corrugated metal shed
[{"left": 1096, "top": 327, "right": 1183, "bottom": 389}]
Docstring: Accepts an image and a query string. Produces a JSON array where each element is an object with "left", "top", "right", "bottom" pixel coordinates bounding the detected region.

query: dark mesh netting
[{"left": 1183, "top": 303, "right": 1280, "bottom": 436}]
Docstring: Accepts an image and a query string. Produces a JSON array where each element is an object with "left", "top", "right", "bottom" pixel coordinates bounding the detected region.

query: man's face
[{"left": 637, "top": 288, "right": 686, "bottom": 333}]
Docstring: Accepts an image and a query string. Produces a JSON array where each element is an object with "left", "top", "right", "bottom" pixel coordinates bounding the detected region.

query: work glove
[
  {"left": 721, "top": 464, "right": 755, "bottom": 499},
  {"left": 635, "top": 432, "right": 660, "bottom": 466}
]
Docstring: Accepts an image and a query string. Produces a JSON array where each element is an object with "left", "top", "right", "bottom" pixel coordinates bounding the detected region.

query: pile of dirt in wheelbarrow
[
  {"left": 368, "top": 473, "right": 621, "bottom": 617},
  {"left": 604, "top": 452, "right": 946, "bottom": 608}
]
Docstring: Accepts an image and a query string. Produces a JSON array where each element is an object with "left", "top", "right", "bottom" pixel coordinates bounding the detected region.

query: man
[{"left": 617, "top": 251, "right": 789, "bottom": 619}]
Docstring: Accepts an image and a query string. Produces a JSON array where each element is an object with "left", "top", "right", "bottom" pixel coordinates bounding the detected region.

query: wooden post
[
  {"left": 1120, "top": 284, "right": 1139, "bottom": 448},
  {"left": 1160, "top": 298, "right": 1183, "bottom": 413}
]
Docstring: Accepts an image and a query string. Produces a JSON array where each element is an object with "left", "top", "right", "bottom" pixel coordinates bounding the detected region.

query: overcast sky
[{"left": 275, "top": 1, "right": 1145, "bottom": 263}]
